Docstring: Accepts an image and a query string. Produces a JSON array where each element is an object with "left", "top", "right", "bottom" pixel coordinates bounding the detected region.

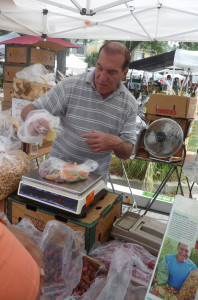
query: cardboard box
[
  {"left": 111, "top": 211, "right": 166, "bottom": 256},
  {"left": 24, "top": 139, "right": 53, "bottom": 154},
  {"left": 8, "top": 192, "right": 122, "bottom": 252},
  {"left": 145, "top": 113, "right": 194, "bottom": 138},
  {"left": 146, "top": 94, "right": 197, "bottom": 119}
]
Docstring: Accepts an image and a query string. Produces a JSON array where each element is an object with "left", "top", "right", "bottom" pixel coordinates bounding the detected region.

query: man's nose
[{"left": 99, "top": 70, "right": 108, "bottom": 81}]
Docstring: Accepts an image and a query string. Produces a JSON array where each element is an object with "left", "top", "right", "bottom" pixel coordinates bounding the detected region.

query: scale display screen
[{"left": 19, "top": 183, "right": 78, "bottom": 212}]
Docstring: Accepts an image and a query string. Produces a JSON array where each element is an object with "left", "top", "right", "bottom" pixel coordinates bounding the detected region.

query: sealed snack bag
[
  {"left": 17, "top": 109, "right": 62, "bottom": 146},
  {"left": 39, "top": 157, "right": 98, "bottom": 183}
]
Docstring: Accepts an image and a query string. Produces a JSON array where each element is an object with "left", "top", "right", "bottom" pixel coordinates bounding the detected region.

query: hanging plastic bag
[
  {"left": 39, "top": 220, "right": 85, "bottom": 300},
  {"left": 39, "top": 157, "right": 99, "bottom": 183},
  {"left": 95, "top": 248, "right": 133, "bottom": 300},
  {"left": 16, "top": 63, "right": 56, "bottom": 86},
  {"left": 17, "top": 109, "right": 62, "bottom": 146}
]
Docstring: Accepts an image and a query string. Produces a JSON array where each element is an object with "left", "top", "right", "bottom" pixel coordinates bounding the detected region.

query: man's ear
[{"left": 122, "top": 67, "right": 129, "bottom": 80}]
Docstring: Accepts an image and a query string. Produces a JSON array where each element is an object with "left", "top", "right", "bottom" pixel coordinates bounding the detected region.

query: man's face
[
  {"left": 176, "top": 243, "right": 190, "bottom": 263},
  {"left": 94, "top": 50, "right": 128, "bottom": 99}
]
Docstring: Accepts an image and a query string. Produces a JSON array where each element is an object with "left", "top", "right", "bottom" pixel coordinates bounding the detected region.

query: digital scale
[{"left": 18, "top": 169, "right": 108, "bottom": 217}]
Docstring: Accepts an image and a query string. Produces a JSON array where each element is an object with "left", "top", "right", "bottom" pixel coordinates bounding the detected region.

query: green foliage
[
  {"left": 158, "top": 237, "right": 178, "bottom": 264},
  {"left": 0, "top": 30, "right": 10, "bottom": 35},
  {"left": 187, "top": 120, "right": 198, "bottom": 152},
  {"left": 140, "top": 41, "right": 169, "bottom": 55},
  {"left": 85, "top": 51, "right": 98, "bottom": 67},
  {"left": 189, "top": 248, "right": 198, "bottom": 267},
  {"left": 176, "top": 42, "right": 198, "bottom": 51}
]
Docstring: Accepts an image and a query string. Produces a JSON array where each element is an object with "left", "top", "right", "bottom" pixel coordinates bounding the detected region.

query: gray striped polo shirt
[{"left": 33, "top": 70, "right": 137, "bottom": 183}]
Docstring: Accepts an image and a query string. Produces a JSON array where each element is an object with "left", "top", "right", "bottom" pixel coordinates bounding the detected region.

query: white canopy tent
[
  {"left": 66, "top": 54, "right": 88, "bottom": 75},
  {"left": 1, "top": 0, "right": 198, "bottom": 42}
]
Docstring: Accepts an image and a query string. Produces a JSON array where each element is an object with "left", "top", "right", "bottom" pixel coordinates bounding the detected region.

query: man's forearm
[
  {"left": 21, "top": 103, "right": 37, "bottom": 121},
  {"left": 113, "top": 140, "right": 133, "bottom": 159}
]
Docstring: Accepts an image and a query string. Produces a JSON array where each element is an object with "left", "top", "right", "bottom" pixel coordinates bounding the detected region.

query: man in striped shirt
[{"left": 21, "top": 41, "right": 137, "bottom": 183}]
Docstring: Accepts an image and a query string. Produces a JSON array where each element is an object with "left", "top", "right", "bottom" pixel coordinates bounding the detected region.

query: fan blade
[
  {"left": 145, "top": 131, "right": 156, "bottom": 145},
  {"left": 160, "top": 141, "right": 174, "bottom": 155},
  {"left": 159, "top": 121, "right": 172, "bottom": 134}
]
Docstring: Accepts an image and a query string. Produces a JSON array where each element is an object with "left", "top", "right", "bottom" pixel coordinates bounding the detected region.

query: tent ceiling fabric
[{"left": 1, "top": 0, "right": 198, "bottom": 42}]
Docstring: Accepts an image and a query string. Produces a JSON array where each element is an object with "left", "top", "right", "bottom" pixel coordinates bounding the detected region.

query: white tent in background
[{"left": 66, "top": 55, "right": 88, "bottom": 76}]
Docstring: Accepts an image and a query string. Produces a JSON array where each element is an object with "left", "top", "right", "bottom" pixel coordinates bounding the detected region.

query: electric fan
[{"left": 144, "top": 118, "right": 184, "bottom": 159}]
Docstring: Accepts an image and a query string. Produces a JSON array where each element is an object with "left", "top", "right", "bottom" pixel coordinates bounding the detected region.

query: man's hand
[
  {"left": 81, "top": 130, "right": 133, "bottom": 159},
  {"left": 7, "top": 226, "right": 45, "bottom": 295},
  {"left": 28, "top": 118, "right": 51, "bottom": 136},
  {"left": 81, "top": 130, "right": 122, "bottom": 152}
]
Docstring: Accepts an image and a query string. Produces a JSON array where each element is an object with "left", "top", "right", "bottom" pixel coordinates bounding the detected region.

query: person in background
[
  {"left": 173, "top": 77, "right": 179, "bottom": 94},
  {"left": 21, "top": 41, "right": 137, "bottom": 183},
  {"left": 0, "top": 220, "right": 45, "bottom": 299}
]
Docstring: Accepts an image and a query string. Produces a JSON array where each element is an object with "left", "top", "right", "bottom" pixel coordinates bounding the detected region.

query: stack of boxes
[
  {"left": 2, "top": 44, "right": 55, "bottom": 153},
  {"left": 2, "top": 44, "right": 55, "bottom": 110},
  {"left": 8, "top": 192, "right": 122, "bottom": 253}
]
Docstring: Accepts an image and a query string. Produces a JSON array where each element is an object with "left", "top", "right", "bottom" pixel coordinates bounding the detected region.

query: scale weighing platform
[{"left": 18, "top": 169, "right": 108, "bottom": 217}]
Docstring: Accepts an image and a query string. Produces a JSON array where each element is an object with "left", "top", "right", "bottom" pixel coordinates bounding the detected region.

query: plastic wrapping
[
  {"left": 17, "top": 109, "right": 62, "bottom": 146},
  {"left": 39, "top": 157, "right": 99, "bottom": 183},
  {"left": 0, "top": 112, "right": 21, "bottom": 151},
  {"left": 0, "top": 112, "right": 30, "bottom": 200},
  {"left": 0, "top": 150, "right": 31, "bottom": 200},
  {"left": 16, "top": 63, "right": 56, "bottom": 86},
  {"left": 123, "top": 282, "right": 147, "bottom": 300},
  {"left": 89, "top": 240, "right": 156, "bottom": 286},
  {"left": 39, "top": 221, "right": 85, "bottom": 300},
  {"left": 95, "top": 248, "right": 133, "bottom": 300}
]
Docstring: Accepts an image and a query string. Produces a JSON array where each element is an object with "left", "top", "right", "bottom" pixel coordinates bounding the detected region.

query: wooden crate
[
  {"left": 3, "top": 82, "right": 13, "bottom": 102},
  {"left": 1, "top": 100, "right": 12, "bottom": 111},
  {"left": 6, "top": 45, "right": 55, "bottom": 67},
  {"left": 6, "top": 46, "right": 28, "bottom": 64},
  {"left": 30, "top": 47, "right": 55, "bottom": 67},
  {"left": 4, "top": 65, "right": 25, "bottom": 82}
]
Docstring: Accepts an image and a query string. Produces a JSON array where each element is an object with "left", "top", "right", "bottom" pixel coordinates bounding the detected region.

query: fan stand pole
[
  {"left": 120, "top": 159, "right": 137, "bottom": 209},
  {"left": 143, "top": 165, "right": 182, "bottom": 215}
]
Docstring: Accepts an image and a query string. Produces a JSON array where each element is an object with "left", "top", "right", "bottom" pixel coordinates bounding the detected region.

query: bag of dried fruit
[
  {"left": 0, "top": 113, "right": 31, "bottom": 200},
  {"left": 39, "top": 157, "right": 99, "bottom": 183}
]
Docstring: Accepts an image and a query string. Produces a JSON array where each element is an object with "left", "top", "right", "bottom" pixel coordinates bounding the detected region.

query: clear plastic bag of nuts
[
  {"left": 0, "top": 110, "right": 31, "bottom": 200},
  {"left": 0, "top": 150, "right": 31, "bottom": 200}
]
